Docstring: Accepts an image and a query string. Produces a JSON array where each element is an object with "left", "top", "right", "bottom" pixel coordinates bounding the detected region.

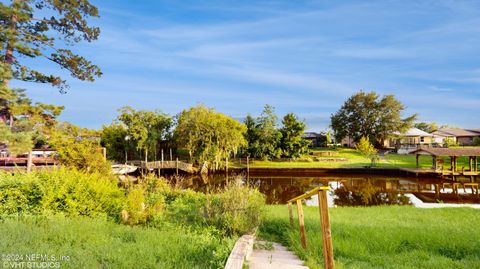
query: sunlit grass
[
  {"left": 0, "top": 215, "right": 235, "bottom": 269},
  {"left": 259, "top": 205, "right": 480, "bottom": 269},
  {"left": 231, "top": 147, "right": 477, "bottom": 169}
]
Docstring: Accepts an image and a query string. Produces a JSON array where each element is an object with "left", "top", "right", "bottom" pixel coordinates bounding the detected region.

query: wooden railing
[
  {"left": 287, "top": 186, "right": 335, "bottom": 269},
  {"left": 128, "top": 159, "right": 195, "bottom": 173}
]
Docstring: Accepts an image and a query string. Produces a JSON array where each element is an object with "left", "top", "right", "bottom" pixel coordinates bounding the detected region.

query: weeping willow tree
[{"left": 174, "top": 105, "right": 247, "bottom": 170}]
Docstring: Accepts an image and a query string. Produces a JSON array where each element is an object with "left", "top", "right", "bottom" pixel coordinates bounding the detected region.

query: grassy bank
[
  {"left": 0, "top": 215, "right": 234, "bottom": 269},
  {"left": 0, "top": 169, "right": 266, "bottom": 269},
  {"left": 232, "top": 148, "right": 474, "bottom": 169},
  {"left": 259, "top": 205, "right": 480, "bottom": 269}
]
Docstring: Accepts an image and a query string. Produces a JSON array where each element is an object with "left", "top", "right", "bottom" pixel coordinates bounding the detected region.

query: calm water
[{"left": 164, "top": 172, "right": 480, "bottom": 207}]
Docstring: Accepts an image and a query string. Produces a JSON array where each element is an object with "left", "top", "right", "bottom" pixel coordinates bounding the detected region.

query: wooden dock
[{"left": 128, "top": 160, "right": 196, "bottom": 173}]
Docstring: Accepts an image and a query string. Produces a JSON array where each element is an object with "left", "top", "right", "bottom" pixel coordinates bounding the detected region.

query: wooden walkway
[
  {"left": 247, "top": 240, "right": 308, "bottom": 269},
  {"left": 129, "top": 160, "right": 196, "bottom": 173}
]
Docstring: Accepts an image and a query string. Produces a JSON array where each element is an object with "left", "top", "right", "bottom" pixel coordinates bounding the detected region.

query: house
[
  {"left": 302, "top": 132, "right": 325, "bottom": 147},
  {"left": 432, "top": 128, "right": 480, "bottom": 146},
  {"left": 341, "top": 136, "right": 355, "bottom": 148},
  {"left": 385, "top": 128, "right": 434, "bottom": 154}
]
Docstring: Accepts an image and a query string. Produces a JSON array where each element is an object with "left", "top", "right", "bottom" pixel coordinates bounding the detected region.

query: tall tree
[
  {"left": 331, "top": 91, "right": 416, "bottom": 147},
  {"left": 0, "top": 0, "right": 101, "bottom": 125},
  {"left": 244, "top": 105, "right": 282, "bottom": 160},
  {"left": 174, "top": 105, "right": 246, "bottom": 169},
  {"left": 117, "top": 106, "right": 172, "bottom": 163},
  {"left": 279, "top": 113, "right": 310, "bottom": 159}
]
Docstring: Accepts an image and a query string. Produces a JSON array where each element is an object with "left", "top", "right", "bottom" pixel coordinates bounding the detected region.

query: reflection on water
[{"left": 163, "top": 172, "right": 480, "bottom": 206}]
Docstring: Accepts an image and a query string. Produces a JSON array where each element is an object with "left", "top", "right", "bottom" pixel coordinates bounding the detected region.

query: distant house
[
  {"left": 385, "top": 128, "right": 434, "bottom": 154},
  {"left": 432, "top": 128, "right": 480, "bottom": 146},
  {"left": 302, "top": 132, "right": 325, "bottom": 147},
  {"left": 341, "top": 136, "right": 355, "bottom": 148}
]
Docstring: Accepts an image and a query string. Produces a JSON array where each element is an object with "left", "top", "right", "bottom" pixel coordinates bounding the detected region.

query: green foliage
[
  {"left": 100, "top": 122, "right": 131, "bottom": 162},
  {"left": 0, "top": 216, "right": 235, "bottom": 269},
  {"left": 0, "top": 168, "right": 124, "bottom": 218},
  {"left": 245, "top": 105, "right": 282, "bottom": 160},
  {"left": 326, "top": 131, "right": 333, "bottom": 146},
  {"left": 279, "top": 113, "right": 310, "bottom": 159},
  {"left": 0, "top": 122, "right": 32, "bottom": 155},
  {"left": 123, "top": 187, "right": 147, "bottom": 225},
  {"left": 0, "top": 0, "right": 101, "bottom": 92},
  {"left": 175, "top": 104, "right": 246, "bottom": 169},
  {"left": 150, "top": 180, "right": 266, "bottom": 236},
  {"left": 50, "top": 134, "right": 111, "bottom": 174},
  {"left": 414, "top": 122, "right": 439, "bottom": 133},
  {"left": 355, "top": 136, "right": 378, "bottom": 167},
  {"left": 0, "top": 174, "right": 42, "bottom": 215},
  {"left": 331, "top": 91, "right": 416, "bottom": 147},
  {"left": 117, "top": 106, "right": 172, "bottom": 162},
  {"left": 443, "top": 137, "right": 458, "bottom": 148},
  {"left": 472, "top": 137, "right": 480, "bottom": 146},
  {"left": 211, "top": 183, "right": 265, "bottom": 235},
  {"left": 259, "top": 205, "right": 480, "bottom": 269}
]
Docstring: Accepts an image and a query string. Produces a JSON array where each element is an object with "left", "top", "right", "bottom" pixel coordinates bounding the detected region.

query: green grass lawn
[
  {"left": 259, "top": 205, "right": 480, "bottom": 269},
  {"left": 232, "top": 147, "right": 477, "bottom": 169},
  {"left": 0, "top": 215, "right": 235, "bottom": 269}
]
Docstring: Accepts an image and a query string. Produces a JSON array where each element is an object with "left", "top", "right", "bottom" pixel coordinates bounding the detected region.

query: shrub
[
  {"left": 209, "top": 183, "right": 265, "bottom": 235},
  {"left": 473, "top": 137, "right": 480, "bottom": 146},
  {"left": 148, "top": 179, "right": 266, "bottom": 235},
  {"left": 123, "top": 187, "right": 147, "bottom": 225},
  {"left": 0, "top": 168, "right": 124, "bottom": 218},
  {"left": 0, "top": 174, "right": 42, "bottom": 215}
]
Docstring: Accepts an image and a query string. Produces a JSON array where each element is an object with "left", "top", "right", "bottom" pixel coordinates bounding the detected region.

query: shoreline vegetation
[
  {"left": 0, "top": 169, "right": 265, "bottom": 269},
  {"left": 259, "top": 205, "right": 480, "bottom": 269}
]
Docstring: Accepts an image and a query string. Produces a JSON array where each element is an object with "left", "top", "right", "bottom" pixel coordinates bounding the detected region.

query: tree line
[{"left": 100, "top": 104, "right": 311, "bottom": 169}]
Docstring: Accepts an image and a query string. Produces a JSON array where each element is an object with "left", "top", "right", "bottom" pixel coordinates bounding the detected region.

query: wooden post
[
  {"left": 416, "top": 154, "right": 419, "bottom": 168},
  {"left": 318, "top": 190, "right": 335, "bottom": 269},
  {"left": 450, "top": 156, "right": 454, "bottom": 173},
  {"left": 226, "top": 157, "right": 229, "bottom": 183},
  {"left": 170, "top": 148, "right": 173, "bottom": 161},
  {"left": 246, "top": 156, "right": 250, "bottom": 182},
  {"left": 160, "top": 149, "right": 164, "bottom": 176},
  {"left": 26, "top": 151, "right": 33, "bottom": 173},
  {"left": 176, "top": 158, "right": 179, "bottom": 175},
  {"left": 102, "top": 147, "right": 107, "bottom": 161},
  {"left": 288, "top": 203, "right": 294, "bottom": 226},
  {"left": 434, "top": 184, "right": 440, "bottom": 199},
  {"left": 296, "top": 199, "right": 307, "bottom": 249}
]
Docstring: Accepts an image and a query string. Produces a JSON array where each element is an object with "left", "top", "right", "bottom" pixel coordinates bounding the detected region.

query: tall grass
[
  {"left": 0, "top": 215, "right": 234, "bottom": 269},
  {"left": 0, "top": 170, "right": 266, "bottom": 268},
  {"left": 259, "top": 205, "right": 480, "bottom": 269}
]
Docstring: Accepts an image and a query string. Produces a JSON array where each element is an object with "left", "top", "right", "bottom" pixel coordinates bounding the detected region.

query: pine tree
[{"left": 0, "top": 0, "right": 101, "bottom": 124}]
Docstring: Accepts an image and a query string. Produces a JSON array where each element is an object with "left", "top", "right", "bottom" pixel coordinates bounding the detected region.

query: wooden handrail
[
  {"left": 287, "top": 186, "right": 330, "bottom": 203},
  {"left": 287, "top": 185, "right": 334, "bottom": 269}
]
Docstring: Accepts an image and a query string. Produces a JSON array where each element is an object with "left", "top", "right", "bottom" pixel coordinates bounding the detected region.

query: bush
[
  {"left": 146, "top": 179, "right": 266, "bottom": 236},
  {"left": 0, "top": 174, "right": 42, "bottom": 215},
  {"left": 0, "top": 168, "right": 124, "bottom": 218},
  {"left": 473, "top": 137, "right": 480, "bottom": 146},
  {"left": 209, "top": 183, "right": 265, "bottom": 235}
]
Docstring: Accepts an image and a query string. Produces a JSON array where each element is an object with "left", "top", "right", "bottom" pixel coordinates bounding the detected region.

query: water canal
[{"left": 161, "top": 170, "right": 480, "bottom": 207}]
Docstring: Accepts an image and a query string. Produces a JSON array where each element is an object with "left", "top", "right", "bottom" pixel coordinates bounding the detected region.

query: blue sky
[{"left": 11, "top": 0, "right": 480, "bottom": 131}]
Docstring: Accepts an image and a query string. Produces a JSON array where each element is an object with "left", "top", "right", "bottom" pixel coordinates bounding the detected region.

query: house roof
[
  {"left": 467, "top": 129, "right": 480, "bottom": 134},
  {"left": 412, "top": 147, "right": 480, "bottom": 157},
  {"left": 432, "top": 128, "right": 480, "bottom": 137},
  {"left": 398, "top": 128, "right": 433, "bottom": 137},
  {"left": 302, "top": 132, "right": 320, "bottom": 138}
]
